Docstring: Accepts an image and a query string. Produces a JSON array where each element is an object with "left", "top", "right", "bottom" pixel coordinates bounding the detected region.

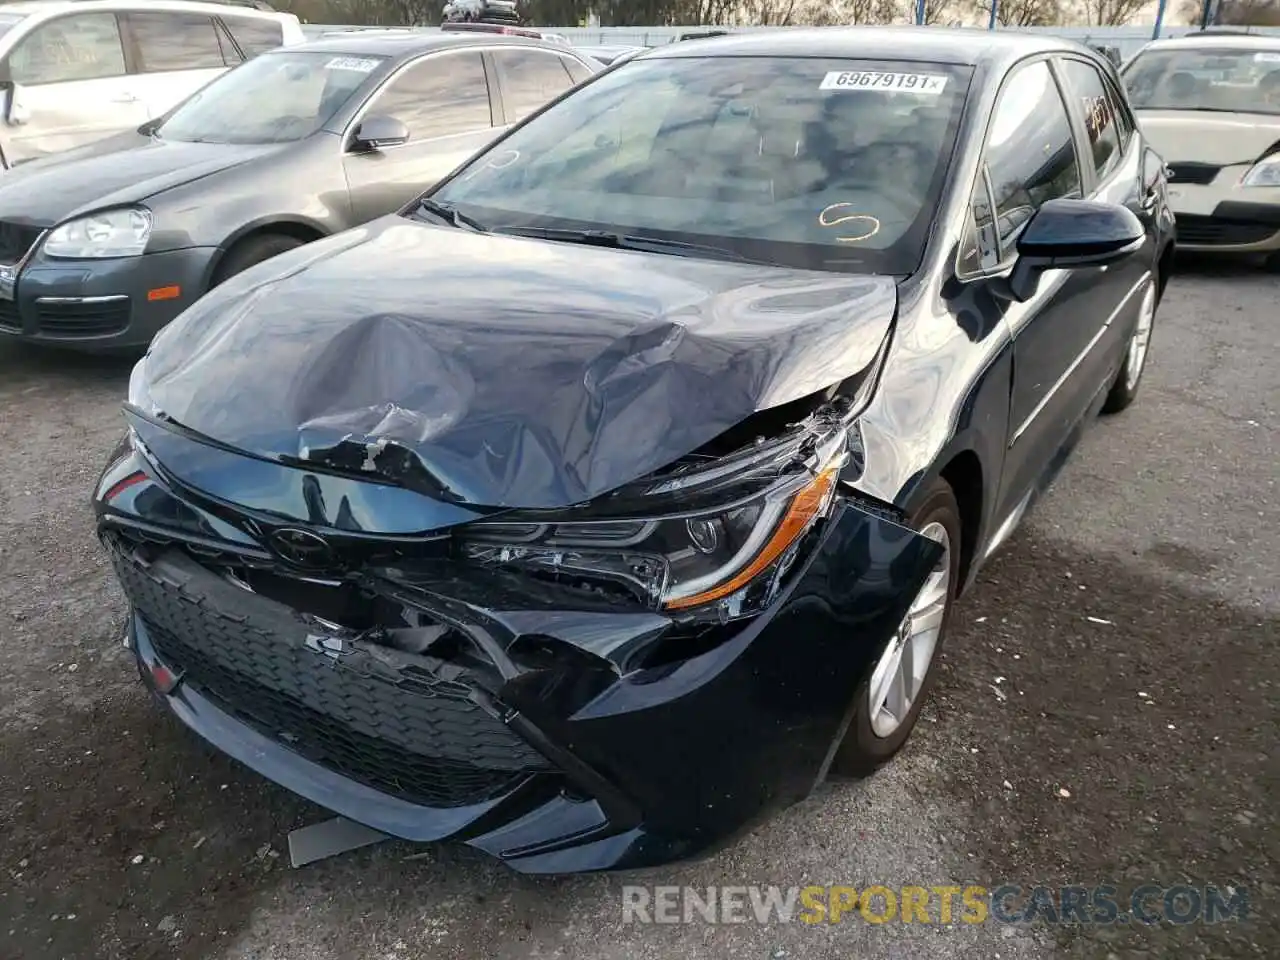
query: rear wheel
[
  {"left": 830, "top": 478, "right": 961, "bottom": 777},
  {"left": 212, "top": 234, "right": 305, "bottom": 287},
  {"left": 1101, "top": 273, "right": 1157, "bottom": 415}
]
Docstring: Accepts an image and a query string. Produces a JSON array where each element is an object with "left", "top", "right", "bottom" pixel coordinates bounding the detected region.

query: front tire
[
  {"left": 830, "top": 478, "right": 961, "bottom": 777},
  {"left": 1101, "top": 273, "right": 1157, "bottom": 415},
  {"left": 212, "top": 234, "right": 305, "bottom": 288}
]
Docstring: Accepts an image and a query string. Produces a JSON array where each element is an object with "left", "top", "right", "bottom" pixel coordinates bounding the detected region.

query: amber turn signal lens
[{"left": 147, "top": 285, "right": 181, "bottom": 302}]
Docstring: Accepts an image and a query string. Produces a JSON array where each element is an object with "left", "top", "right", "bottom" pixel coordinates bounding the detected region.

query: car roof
[
  {"left": 642, "top": 26, "right": 1099, "bottom": 69},
  {"left": 290, "top": 30, "right": 576, "bottom": 58},
  {"left": 1140, "top": 31, "right": 1280, "bottom": 51},
  {"left": 0, "top": 0, "right": 285, "bottom": 17}
]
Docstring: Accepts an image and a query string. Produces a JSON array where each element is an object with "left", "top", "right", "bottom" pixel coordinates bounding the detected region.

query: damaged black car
[{"left": 95, "top": 29, "right": 1174, "bottom": 873}]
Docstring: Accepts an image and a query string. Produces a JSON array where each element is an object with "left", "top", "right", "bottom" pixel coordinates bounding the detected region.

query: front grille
[
  {"left": 34, "top": 298, "right": 130, "bottom": 338},
  {"left": 108, "top": 542, "right": 550, "bottom": 808},
  {"left": 1166, "top": 162, "right": 1220, "bottom": 186},
  {"left": 1174, "top": 214, "right": 1279, "bottom": 246},
  {"left": 0, "top": 298, "right": 19, "bottom": 332},
  {"left": 0, "top": 220, "right": 43, "bottom": 264}
]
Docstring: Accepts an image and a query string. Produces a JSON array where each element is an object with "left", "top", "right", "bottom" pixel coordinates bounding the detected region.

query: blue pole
[
  {"left": 916, "top": 0, "right": 927, "bottom": 24},
  {"left": 1199, "top": 0, "right": 1213, "bottom": 28},
  {"left": 988, "top": 0, "right": 999, "bottom": 29},
  {"left": 1152, "top": 0, "right": 1167, "bottom": 38}
]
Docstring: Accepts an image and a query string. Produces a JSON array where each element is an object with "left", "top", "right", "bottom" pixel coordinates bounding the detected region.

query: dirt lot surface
[{"left": 1, "top": 259, "right": 1276, "bottom": 960}]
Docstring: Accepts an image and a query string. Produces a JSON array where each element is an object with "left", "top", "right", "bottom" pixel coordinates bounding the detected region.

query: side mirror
[
  {"left": 1001, "top": 198, "right": 1145, "bottom": 303},
  {"left": 350, "top": 114, "right": 409, "bottom": 152}
]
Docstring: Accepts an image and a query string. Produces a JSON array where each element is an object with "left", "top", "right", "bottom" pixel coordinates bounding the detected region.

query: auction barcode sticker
[
  {"left": 326, "top": 56, "right": 380, "bottom": 73},
  {"left": 820, "top": 71, "right": 948, "bottom": 94}
]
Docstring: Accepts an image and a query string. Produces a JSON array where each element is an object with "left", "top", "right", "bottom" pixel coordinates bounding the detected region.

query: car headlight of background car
[
  {"left": 1241, "top": 153, "right": 1280, "bottom": 188},
  {"left": 43, "top": 207, "right": 152, "bottom": 258},
  {"left": 457, "top": 428, "right": 850, "bottom": 619}
]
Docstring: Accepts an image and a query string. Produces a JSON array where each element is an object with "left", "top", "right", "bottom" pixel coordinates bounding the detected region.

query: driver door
[
  {"left": 341, "top": 50, "right": 500, "bottom": 224},
  {"left": 960, "top": 59, "right": 1099, "bottom": 534}
]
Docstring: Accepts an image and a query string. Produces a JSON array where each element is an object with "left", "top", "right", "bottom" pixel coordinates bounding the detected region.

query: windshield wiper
[
  {"left": 415, "top": 198, "right": 488, "bottom": 232},
  {"left": 493, "top": 226, "right": 770, "bottom": 265}
]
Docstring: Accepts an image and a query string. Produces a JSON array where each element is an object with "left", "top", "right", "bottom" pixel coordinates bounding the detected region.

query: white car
[
  {"left": 1123, "top": 31, "right": 1280, "bottom": 260},
  {"left": 0, "top": 0, "right": 304, "bottom": 168}
]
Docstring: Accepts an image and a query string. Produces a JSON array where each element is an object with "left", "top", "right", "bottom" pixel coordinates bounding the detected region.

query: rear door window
[
  {"left": 362, "top": 52, "right": 492, "bottom": 142},
  {"left": 1060, "top": 58, "right": 1124, "bottom": 184},
  {"left": 221, "top": 16, "right": 284, "bottom": 58},
  {"left": 491, "top": 48, "right": 577, "bottom": 121},
  {"left": 7, "top": 13, "right": 127, "bottom": 85},
  {"left": 560, "top": 54, "right": 593, "bottom": 85},
  {"left": 124, "top": 12, "right": 230, "bottom": 72}
]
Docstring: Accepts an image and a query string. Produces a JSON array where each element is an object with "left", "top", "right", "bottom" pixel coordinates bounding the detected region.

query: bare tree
[
  {"left": 972, "top": 0, "right": 1065, "bottom": 26},
  {"left": 736, "top": 0, "right": 801, "bottom": 23},
  {"left": 846, "top": 0, "right": 907, "bottom": 22},
  {"left": 1078, "top": 0, "right": 1149, "bottom": 24}
]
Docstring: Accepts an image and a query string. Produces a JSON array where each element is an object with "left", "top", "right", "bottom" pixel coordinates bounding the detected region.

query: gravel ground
[{"left": 0, "top": 258, "right": 1275, "bottom": 960}]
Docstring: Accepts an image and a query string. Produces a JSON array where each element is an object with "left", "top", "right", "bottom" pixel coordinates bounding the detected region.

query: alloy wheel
[
  {"left": 866, "top": 522, "right": 951, "bottom": 739},
  {"left": 1125, "top": 281, "right": 1156, "bottom": 392}
]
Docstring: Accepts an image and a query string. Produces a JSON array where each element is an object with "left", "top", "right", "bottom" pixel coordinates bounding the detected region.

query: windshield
[
  {"left": 1124, "top": 47, "right": 1280, "bottom": 115},
  {"left": 430, "top": 56, "right": 972, "bottom": 275},
  {"left": 156, "top": 51, "right": 384, "bottom": 145}
]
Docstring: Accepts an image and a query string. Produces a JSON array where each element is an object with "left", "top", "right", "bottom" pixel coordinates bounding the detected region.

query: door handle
[{"left": 1139, "top": 184, "right": 1159, "bottom": 213}]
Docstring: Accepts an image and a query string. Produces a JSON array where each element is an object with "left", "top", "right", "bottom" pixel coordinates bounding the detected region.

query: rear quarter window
[{"left": 222, "top": 16, "right": 283, "bottom": 58}]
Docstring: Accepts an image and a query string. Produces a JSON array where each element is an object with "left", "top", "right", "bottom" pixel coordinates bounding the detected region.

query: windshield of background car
[
  {"left": 155, "top": 51, "right": 385, "bottom": 145},
  {"left": 430, "top": 56, "right": 973, "bottom": 274},
  {"left": 1123, "top": 47, "right": 1280, "bottom": 115}
]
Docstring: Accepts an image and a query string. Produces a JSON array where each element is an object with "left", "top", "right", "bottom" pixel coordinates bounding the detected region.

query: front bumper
[
  {"left": 0, "top": 246, "right": 216, "bottom": 350},
  {"left": 1165, "top": 168, "right": 1280, "bottom": 252},
  {"left": 96, "top": 432, "right": 939, "bottom": 874}
]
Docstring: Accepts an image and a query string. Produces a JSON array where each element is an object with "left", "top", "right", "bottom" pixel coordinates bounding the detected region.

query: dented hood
[{"left": 142, "top": 216, "right": 897, "bottom": 509}]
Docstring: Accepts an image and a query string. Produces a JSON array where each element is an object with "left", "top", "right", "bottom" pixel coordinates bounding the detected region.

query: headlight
[
  {"left": 1241, "top": 153, "right": 1280, "bottom": 188},
  {"left": 43, "top": 208, "right": 152, "bottom": 258},
  {"left": 457, "top": 429, "right": 848, "bottom": 618}
]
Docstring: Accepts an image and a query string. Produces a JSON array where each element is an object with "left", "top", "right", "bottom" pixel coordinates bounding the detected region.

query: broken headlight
[{"left": 456, "top": 429, "right": 848, "bottom": 617}]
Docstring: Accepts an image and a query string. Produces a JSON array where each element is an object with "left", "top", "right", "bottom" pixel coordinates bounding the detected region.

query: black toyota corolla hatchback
[{"left": 95, "top": 28, "right": 1175, "bottom": 873}]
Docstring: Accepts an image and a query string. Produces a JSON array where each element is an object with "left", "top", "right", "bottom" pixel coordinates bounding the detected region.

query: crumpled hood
[
  {"left": 142, "top": 217, "right": 898, "bottom": 510},
  {"left": 1136, "top": 110, "right": 1280, "bottom": 166},
  {"left": 0, "top": 134, "right": 282, "bottom": 226}
]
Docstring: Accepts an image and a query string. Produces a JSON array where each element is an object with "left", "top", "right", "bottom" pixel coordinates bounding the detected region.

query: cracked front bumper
[{"left": 99, "top": 441, "right": 940, "bottom": 874}]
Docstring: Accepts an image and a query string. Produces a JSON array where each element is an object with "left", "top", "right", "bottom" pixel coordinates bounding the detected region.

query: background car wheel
[
  {"left": 829, "top": 477, "right": 962, "bottom": 778},
  {"left": 213, "top": 234, "right": 306, "bottom": 287},
  {"left": 1101, "top": 273, "right": 1157, "bottom": 415}
]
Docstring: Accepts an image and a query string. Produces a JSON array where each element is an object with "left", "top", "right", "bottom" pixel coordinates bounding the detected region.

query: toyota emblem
[{"left": 268, "top": 527, "right": 334, "bottom": 568}]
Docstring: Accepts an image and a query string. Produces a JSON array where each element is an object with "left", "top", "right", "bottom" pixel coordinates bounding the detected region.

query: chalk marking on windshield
[
  {"left": 819, "top": 71, "right": 948, "bottom": 95},
  {"left": 818, "top": 205, "right": 881, "bottom": 243},
  {"left": 326, "top": 57, "right": 380, "bottom": 73},
  {"left": 1255, "top": 52, "right": 1280, "bottom": 63}
]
